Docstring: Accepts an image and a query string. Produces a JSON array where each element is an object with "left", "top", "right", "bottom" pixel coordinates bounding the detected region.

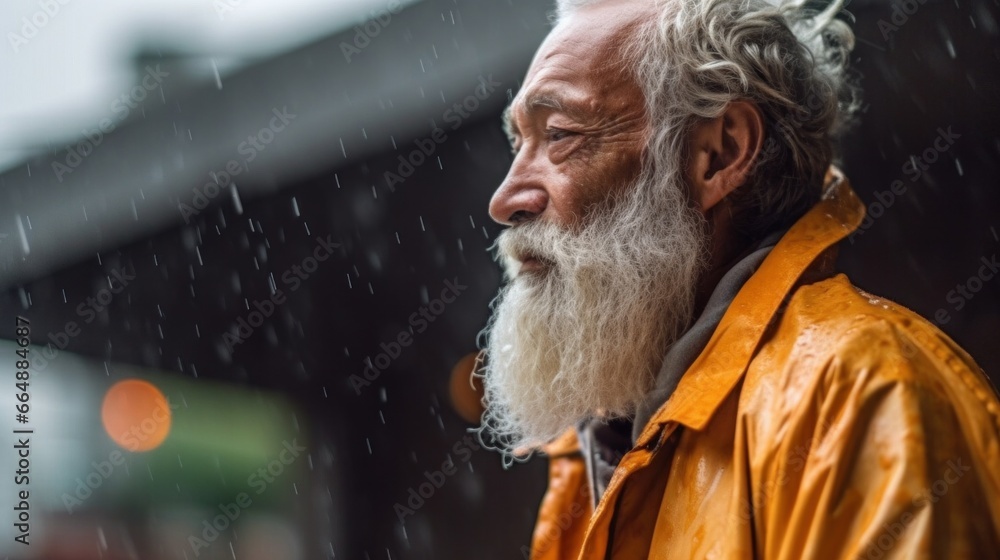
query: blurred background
[{"left": 0, "top": 0, "right": 997, "bottom": 558}]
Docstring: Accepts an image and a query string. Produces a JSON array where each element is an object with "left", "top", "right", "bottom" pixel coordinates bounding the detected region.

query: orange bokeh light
[
  {"left": 449, "top": 351, "right": 485, "bottom": 424},
  {"left": 101, "top": 379, "right": 172, "bottom": 452}
]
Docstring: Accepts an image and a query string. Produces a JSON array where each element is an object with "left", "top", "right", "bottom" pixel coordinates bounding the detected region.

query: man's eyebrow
[
  {"left": 524, "top": 92, "right": 566, "bottom": 113},
  {"left": 502, "top": 105, "right": 517, "bottom": 144},
  {"left": 502, "top": 91, "right": 582, "bottom": 144}
]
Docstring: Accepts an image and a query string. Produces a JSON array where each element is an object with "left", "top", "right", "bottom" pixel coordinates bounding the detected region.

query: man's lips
[
  {"left": 520, "top": 257, "right": 543, "bottom": 273},
  {"left": 517, "top": 255, "right": 550, "bottom": 275}
]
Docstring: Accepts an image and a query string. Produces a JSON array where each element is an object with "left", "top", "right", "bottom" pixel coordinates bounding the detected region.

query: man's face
[
  {"left": 490, "top": 2, "right": 650, "bottom": 249},
  {"left": 479, "top": 3, "right": 710, "bottom": 457}
]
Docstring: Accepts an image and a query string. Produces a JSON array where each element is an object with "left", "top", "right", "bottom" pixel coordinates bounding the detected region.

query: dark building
[{"left": 0, "top": 0, "right": 997, "bottom": 558}]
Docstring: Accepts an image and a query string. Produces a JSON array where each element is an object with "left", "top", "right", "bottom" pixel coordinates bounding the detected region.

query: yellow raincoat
[{"left": 529, "top": 171, "right": 1000, "bottom": 559}]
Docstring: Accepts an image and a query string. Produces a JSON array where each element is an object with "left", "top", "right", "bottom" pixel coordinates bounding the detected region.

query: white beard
[{"left": 479, "top": 167, "right": 709, "bottom": 460}]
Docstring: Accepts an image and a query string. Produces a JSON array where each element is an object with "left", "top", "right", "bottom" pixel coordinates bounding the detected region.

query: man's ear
[{"left": 685, "top": 100, "right": 765, "bottom": 212}]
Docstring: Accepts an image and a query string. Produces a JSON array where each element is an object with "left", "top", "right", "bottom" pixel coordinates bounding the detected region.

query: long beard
[{"left": 478, "top": 169, "right": 709, "bottom": 460}]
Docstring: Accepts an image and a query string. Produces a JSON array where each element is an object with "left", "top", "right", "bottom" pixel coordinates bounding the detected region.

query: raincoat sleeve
[{"left": 751, "top": 317, "right": 1000, "bottom": 559}]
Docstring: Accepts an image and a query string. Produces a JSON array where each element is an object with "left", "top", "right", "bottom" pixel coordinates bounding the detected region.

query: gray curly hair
[{"left": 556, "top": 0, "right": 861, "bottom": 237}]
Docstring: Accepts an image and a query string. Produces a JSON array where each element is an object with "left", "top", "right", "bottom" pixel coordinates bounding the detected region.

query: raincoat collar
[
  {"left": 577, "top": 227, "right": 785, "bottom": 506},
  {"left": 632, "top": 167, "right": 866, "bottom": 448},
  {"left": 540, "top": 168, "right": 866, "bottom": 458},
  {"left": 629, "top": 226, "right": 784, "bottom": 445}
]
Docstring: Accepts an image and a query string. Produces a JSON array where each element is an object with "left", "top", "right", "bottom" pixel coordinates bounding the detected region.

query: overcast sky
[{"left": 0, "top": 0, "right": 418, "bottom": 173}]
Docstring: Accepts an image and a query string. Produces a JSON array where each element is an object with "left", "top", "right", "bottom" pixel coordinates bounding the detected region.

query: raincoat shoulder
[
  {"left": 735, "top": 272, "right": 1000, "bottom": 559},
  {"left": 528, "top": 170, "right": 1000, "bottom": 559}
]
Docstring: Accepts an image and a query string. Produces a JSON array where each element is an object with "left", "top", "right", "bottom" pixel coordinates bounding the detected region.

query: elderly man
[{"left": 477, "top": 0, "right": 1000, "bottom": 558}]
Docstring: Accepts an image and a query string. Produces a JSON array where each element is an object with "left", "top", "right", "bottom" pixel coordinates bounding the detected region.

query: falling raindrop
[
  {"left": 231, "top": 184, "right": 244, "bottom": 215},
  {"left": 210, "top": 58, "right": 223, "bottom": 89},
  {"left": 15, "top": 214, "right": 29, "bottom": 255}
]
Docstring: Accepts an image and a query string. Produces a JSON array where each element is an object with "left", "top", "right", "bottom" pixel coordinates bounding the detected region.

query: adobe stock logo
[
  {"left": 222, "top": 235, "right": 340, "bottom": 352},
  {"left": 849, "top": 126, "right": 960, "bottom": 243},
  {"left": 7, "top": 0, "right": 74, "bottom": 53},
  {"left": 340, "top": 0, "right": 404, "bottom": 62},
  {"left": 932, "top": 249, "right": 999, "bottom": 326},
  {"left": 61, "top": 397, "right": 183, "bottom": 514},
  {"left": 350, "top": 278, "right": 468, "bottom": 394},
  {"left": 858, "top": 457, "right": 971, "bottom": 559},
  {"left": 877, "top": 0, "right": 929, "bottom": 43},
  {"left": 382, "top": 75, "right": 502, "bottom": 192},
  {"left": 393, "top": 435, "right": 481, "bottom": 524},
  {"left": 51, "top": 65, "right": 170, "bottom": 182},
  {"left": 187, "top": 439, "right": 307, "bottom": 556},
  {"left": 179, "top": 107, "right": 296, "bottom": 223}
]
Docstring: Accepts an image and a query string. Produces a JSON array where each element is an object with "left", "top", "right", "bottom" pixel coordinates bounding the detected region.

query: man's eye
[{"left": 546, "top": 128, "right": 573, "bottom": 142}]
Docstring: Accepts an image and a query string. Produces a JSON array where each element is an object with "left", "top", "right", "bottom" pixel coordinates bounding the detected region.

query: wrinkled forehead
[
  {"left": 523, "top": 4, "right": 649, "bottom": 91},
  {"left": 504, "top": 4, "right": 652, "bottom": 135}
]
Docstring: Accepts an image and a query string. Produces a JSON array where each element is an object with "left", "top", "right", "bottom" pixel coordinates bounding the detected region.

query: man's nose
[{"left": 488, "top": 157, "right": 549, "bottom": 226}]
